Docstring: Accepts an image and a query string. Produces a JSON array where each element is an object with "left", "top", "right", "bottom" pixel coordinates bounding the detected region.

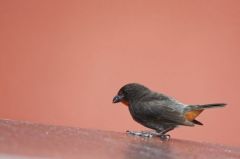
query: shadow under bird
[{"left": 112, "top": 83, "right": 226, "bottom": 140}]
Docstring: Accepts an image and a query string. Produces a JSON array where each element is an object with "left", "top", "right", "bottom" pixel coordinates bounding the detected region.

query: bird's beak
[{"left": 113, "top": 94, "right": 124, "bottom": 103}]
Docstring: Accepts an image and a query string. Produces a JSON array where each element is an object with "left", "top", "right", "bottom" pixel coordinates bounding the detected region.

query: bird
[{"left": 112, "top": 83, "right": 226, "bottom": 140}]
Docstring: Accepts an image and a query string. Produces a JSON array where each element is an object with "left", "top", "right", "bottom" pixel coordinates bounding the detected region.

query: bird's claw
[
  {"left": 159, "top": 134, "right": 171, "bottom": 141},
  {"left": 126, "top": 130, "right": 153, "bottom": 138},
  {"left": 126, "top": 130, "right": 171, "bottom": 141}
]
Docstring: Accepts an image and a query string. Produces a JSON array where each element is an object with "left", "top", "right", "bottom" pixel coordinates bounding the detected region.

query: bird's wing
[{"left": 138, "top": 100, "right": 193, "bottom": 126}]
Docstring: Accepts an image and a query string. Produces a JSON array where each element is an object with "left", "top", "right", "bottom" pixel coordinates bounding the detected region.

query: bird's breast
[{"left": 128, "top": 103, "right": 145, "bottom": 123}]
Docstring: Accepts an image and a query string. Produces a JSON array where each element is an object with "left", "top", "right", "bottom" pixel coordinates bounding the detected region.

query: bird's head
[{"left": 112, "top": 83, "right": 150, "bottom": 106}]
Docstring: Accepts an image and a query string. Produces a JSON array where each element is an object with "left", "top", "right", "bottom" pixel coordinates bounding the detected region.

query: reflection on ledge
[{"left": 0, "top": 119, "right": 239, "bottom": 159}]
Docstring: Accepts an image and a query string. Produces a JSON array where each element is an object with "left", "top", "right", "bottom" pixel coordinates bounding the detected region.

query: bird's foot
[
  {"left": 126, "top": 130, "right": 157, "bottom": 138},
  {"left": 159, "top": 134, "right": 171, "bottom": 141},
  {"left": 126, "top": 130, "right": 171, "bottom": 140}
]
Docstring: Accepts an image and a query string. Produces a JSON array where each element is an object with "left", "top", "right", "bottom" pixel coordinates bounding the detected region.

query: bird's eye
[
  {"left": 118, "top": 90, "right": 123, "bottom": 95},
  {"left": 118, "top": 90, "right": 126, "bottom": 96},
  {"left": 122, "top": 90, "right": 128, "bottom": 95}
]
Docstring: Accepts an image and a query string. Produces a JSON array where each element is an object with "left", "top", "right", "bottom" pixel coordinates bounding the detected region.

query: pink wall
[{"left": 1, "top": 0, "right": 240, "bottom": 146}]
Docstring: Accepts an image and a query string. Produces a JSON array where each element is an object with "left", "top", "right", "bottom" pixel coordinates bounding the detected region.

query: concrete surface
[{"left": 0, "top": 119, "right": 239, "bottom": 159}]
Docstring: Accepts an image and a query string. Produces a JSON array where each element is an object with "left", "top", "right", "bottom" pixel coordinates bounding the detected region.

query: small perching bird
[{"left": 113, "top": 83, "right": 226, "bottom": 140}]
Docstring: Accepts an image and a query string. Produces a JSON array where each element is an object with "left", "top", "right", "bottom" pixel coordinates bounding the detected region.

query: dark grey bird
[{"left": 112, "top": 83, "right": 226, "bottom": 140}]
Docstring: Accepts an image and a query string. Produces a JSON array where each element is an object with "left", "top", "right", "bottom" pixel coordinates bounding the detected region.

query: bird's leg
[
  {"left": 126, "top": 130, "right": 158, "bottom": 138},
  {"left": 156, "top": 127, "right": 174, "bottom": 141},
  {"left": 126, "top": 127, "right": 174, "bottom": 139}
]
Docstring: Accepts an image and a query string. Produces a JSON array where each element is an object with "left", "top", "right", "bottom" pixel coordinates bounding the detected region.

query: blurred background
[{"left": 0, "top": 0, "right": 240, "bottom": 147}]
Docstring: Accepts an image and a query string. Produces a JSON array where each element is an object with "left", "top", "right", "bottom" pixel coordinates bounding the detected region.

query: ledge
[{"left": 0, "top": 119, "right": 239, "bottom": 159}]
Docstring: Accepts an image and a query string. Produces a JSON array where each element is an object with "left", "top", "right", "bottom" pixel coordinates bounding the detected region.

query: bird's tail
[
  {"left": 187, "top": 103, "right": 226, "bottom": 110},
  {"left": 184, "top": 103, "right": 226, "bottom": 125}
]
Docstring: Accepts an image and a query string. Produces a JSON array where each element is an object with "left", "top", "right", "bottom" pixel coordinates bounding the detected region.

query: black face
[{"left": 112, "top": 83, "right": 149, "bottom": 103}]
